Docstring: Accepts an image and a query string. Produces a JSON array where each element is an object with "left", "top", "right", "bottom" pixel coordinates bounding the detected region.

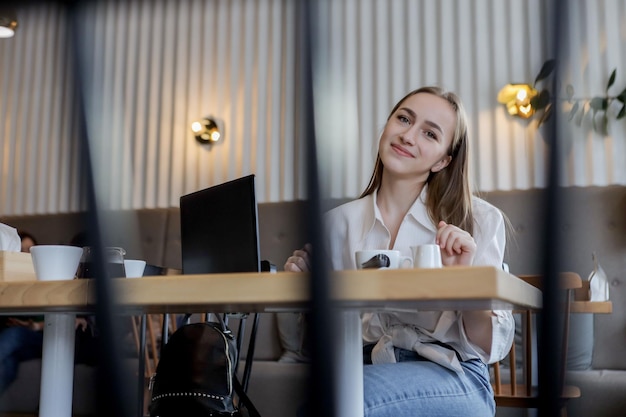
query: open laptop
[{"left": 179, "top": 174, "right": 261, "bottom": 274}]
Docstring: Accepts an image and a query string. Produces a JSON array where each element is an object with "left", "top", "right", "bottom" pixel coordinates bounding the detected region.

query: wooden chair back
[{"left": 492, "top": 273, "right": 582, "bottom": 415}]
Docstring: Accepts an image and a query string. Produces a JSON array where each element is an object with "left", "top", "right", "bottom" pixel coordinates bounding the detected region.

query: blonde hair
[{"left": 360, "top": 86, "right": 474, "bottom": 234}]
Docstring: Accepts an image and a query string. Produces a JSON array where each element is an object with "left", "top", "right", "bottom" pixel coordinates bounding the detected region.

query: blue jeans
[
  {"left": 363, "top": 347, "right": 495, "bottom": 417},
  {"left": 0, "top": 326, "right": 43, "bottom": 394}
]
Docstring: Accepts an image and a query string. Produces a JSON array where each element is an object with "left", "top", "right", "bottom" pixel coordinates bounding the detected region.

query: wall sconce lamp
[
  {"left": 0, "top": 8, "right": 18, "bottom": 39},
  {"left": 191, "top": 117, "right": 221, "bottom": 144},
  {"left": 497, "top": 83, "right": 539, "bottom": 119}
]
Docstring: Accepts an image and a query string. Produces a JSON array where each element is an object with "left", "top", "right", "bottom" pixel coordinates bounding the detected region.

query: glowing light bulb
[
  {"left": 519, "top": 104, "right": 532, "bottom": 116},
  {"left": 191, "top": 121, "right": 203, "bottom": 133}
]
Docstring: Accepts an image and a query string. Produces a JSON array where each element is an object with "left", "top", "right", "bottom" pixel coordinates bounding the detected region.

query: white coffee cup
[
  {"left": 30, "top": 245, "right": 83, "bottom": 281},
  {"left": 124, "top": 259, "right": 147, "bottom": 278},
  {"left": 355, "top": 250, "right": 413, "bottom": 270},
  {"left": 411, "top": 244, "right": 443, "bottom": 268}
]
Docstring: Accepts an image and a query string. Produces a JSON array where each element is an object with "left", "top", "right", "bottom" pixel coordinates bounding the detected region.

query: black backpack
[{"left": 148, "top": 315, "right": 261, "bottom": 417}]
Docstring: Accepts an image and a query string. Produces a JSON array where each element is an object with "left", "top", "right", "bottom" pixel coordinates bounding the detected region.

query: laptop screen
[{"left": 179, "top": 175, "right": 260, "bottom": 274}]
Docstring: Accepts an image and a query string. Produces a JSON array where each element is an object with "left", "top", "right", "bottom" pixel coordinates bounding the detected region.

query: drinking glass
[{"left": 76, "top": 246, "right": 127, "bottom": 279}]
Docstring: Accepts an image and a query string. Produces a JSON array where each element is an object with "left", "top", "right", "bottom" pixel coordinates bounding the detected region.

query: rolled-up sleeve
[
  {"left": 487, "top": 310, "right": 515, "bottom": 363},
  {"left": 468, "top": 198, "right": 515, "bottom": 362}
]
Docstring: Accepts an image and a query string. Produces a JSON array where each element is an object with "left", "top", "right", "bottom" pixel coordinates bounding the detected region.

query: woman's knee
[{"left": 363, "top": 362, "right": 494, "bottom": 417}]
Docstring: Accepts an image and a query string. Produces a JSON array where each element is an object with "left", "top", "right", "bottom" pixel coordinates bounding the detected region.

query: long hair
[{"left": 359, "top": 86, "right": 474, "bottom": 235}]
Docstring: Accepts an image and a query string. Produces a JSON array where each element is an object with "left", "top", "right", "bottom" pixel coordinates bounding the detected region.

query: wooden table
[
  {"left": 518, "top": 272, "right": 613, "bottom": 314},
  {"left": 570, "top": 301, "right": 612, "bottom": 313},
  {"left": 0, "top": 266, "right": 542, "bottom": 417},
  {"left": 571, "top": 280, "right": 613, "bottom": 313},
  {"left": 0, "top": 266, "right": 542, "bottom": 314}
]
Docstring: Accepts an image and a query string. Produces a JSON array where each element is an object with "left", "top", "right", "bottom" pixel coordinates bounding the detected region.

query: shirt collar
[
  {"left": 362, "top": 185, "right": 437, "bottom": 240},
  {"left": 360, "top": 192, "right": 377, "bottom": 241},
  {"left": 407, "top": 185, "right": 438, "bottom": 233}
]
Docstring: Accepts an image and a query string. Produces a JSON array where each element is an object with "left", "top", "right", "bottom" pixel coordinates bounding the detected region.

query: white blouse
[
  {"left": 0, "top": 223, "right": 20, "bottom": 252},
  {"left": 323, "top": 187, "right": 515, "bottom": 373}
]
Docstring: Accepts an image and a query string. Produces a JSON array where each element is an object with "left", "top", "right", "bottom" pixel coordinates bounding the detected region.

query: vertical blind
[{"left": 0, "top": 0, "right": 624, "bottom": 215}]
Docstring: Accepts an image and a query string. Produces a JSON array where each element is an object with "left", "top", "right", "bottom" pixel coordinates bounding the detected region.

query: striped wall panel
[{"left": 0, "top": 0, "right": 624, "bottom": 215}]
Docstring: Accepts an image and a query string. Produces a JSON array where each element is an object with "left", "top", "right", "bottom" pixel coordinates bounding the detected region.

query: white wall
[{"left": 0, "top": 0, "right": 624, "bottom": 215}]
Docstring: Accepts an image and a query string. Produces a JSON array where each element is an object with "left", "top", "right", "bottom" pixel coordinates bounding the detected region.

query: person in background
[
  {"left": 0, "top": 226, "right": 41, "bottom": 394},
  {"left": 17, "top": 231, "right": 37, "bottom": 253},
  {"left": 285, "top": 86, "right": 514, "bottom": 416},
  {"left": 0, "top": 230, "right": 89, "bottom": 394},
  {"left": 69, "top": 231, "right": 100, "bottom": 366}
]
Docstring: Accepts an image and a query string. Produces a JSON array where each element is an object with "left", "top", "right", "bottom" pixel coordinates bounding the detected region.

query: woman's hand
[
  {"left": 284, "top": 243, "right": 313, "bottom": 272},
  {"left": 436, "top": 221, "right": 476, "bottom": 266},
  {"left": 75, "top": 318, "right": 89, "bottom": 331},
  {"left": 6, "top": 317, "right": 43, "bottom": 331}
]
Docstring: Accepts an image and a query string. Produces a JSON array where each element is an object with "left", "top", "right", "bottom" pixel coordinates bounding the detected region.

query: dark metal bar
[
  {"left": 297, "top": 1, "right": 337, "bottom": 416},
  {"left": 242, "top": 313, "right": 261, "bottom": 393},
  {"left": 67, "top": 2, "right": 133, "bottom": 416},
  {"left": 138, "top": 315, "right": 147, "bottom": 417},
  {"left": 538, "top": 1, "right": 569, "bottom": 415}
]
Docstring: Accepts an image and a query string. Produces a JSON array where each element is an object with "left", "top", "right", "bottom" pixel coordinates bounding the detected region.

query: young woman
[{"left": 285, "top": 86, "right": 514, "bottom": 416}]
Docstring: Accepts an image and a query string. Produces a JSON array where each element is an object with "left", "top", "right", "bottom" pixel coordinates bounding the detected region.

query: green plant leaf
[
  {"left": 568, "top": 102, "right": 579, "bottom": 120},
  {"left": 617, "top": 87, "right": 626, "bottom": 103},
  {"left": 531, "top": 90, "right": 551, "bottom": 110},
  {"left": 534, "top": 59, "right": 556, "bottom": 86},
  {"left": 607, "top": 69, "right": 617, "bottom": 91},
  {"left": 592, "top": 110, "right": 598, "bottom": 132},
  {"left": 600, "top": 115, "right": 609, "bottom": 135},
  {"left": 591, "top": 111, "right": 608, "bottom": 135},
  {"left": 618, "top": 105, "right": 626, "bottom": 120},
  {"left": 575, "top": 106, "right": 585, "bottom": 126},
  {"left": 594, "top": 115, "right": 607, "bottom": 135},
  {"left": 538, "top": 103, "right": 553, "bottom": 126},
  {"left": 566, "top": 84, "right": 575, "bottom": 101},
  {"left": 590, "top": 97, "right": 608, "bottom": 111}
]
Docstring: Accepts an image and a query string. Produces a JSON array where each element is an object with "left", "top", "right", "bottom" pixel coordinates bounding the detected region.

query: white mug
[
  {"left": 411, "top": 244, "right": 443, "bottom": 268},
  {"left": 355, "top": 250, "right": 413, "bottom": 270},
  {"left": 30, "top": 245, "right": 83, "bottom": 281},
  {"left": 124, "top": 259, "right": 147, "bottom": 278}
]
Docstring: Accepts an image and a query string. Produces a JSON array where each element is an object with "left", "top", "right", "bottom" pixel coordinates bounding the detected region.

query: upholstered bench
[{"left": 1, "top": 186, "right": 624, "bottom": 417}]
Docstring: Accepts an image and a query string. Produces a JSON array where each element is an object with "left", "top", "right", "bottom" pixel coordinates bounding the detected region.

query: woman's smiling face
[{"left": 378, "top": 92, "right": 456, "bottom": 181}]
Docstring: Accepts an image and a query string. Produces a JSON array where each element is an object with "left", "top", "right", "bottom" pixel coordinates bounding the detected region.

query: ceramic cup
[
  {"left": 124, "top": 259, "right": 147, "bottom": 278},
  {"left": 411, "top": 244, "right": 443, "bottom": 268},
  {"left": 355, "top": 249, "right": 413, "bottom": 270},
  {"left": 30, "top": 245, "right": 83, "bottom": 281}
]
